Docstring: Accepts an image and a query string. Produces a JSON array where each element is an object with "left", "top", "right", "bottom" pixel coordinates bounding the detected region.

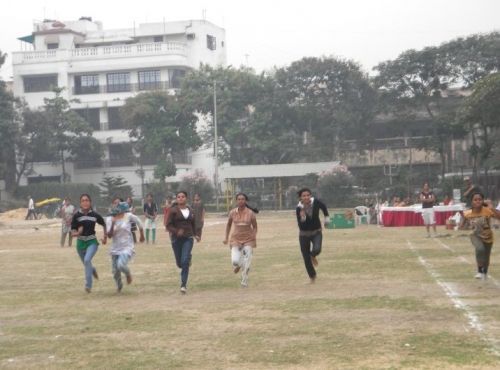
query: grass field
[{"left": 1, "top": 212, "right": 500, "bottom": 369}]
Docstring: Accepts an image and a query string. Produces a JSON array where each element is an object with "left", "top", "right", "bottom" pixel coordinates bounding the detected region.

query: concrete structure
[{"left": 12, "top": 17, "right": 226, "bottom": 195}]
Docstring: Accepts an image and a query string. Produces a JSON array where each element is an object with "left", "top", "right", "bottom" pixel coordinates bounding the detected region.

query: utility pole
[{"left": 213, "top": 80, "right": 219, "bottom": 211}]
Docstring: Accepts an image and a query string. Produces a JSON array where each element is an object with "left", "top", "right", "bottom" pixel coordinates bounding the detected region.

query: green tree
[
  {"left": 153, "top": 153, "right": 177, "bottom": 182},
  {"left": 98, "top": 175, "right": 133, "bottom": 204},
  {"left": 374, "top": 47, "right": 459, "bottom": 178},
  {"left": 274, "top": 57, "right": 377, "bottom": 161},
  {"left": 121, "top": 91, "right": 200, "bottom": 175},
  {"left": 180, "top": 65, "right": 267, "bottom": 164},
  {"left": 0, "top": 50, "right": 21, "bottom": 191},
  {"left": 42, "top": 88, "right": 99, "bottom": 182},
  {"left": 457, "top": 73, "right": 500, "bottom": 182}
]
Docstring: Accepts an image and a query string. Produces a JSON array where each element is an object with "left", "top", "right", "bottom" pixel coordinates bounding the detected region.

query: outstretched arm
[{"left": 223, "top": 218, "right": 233, "bottom": 245}]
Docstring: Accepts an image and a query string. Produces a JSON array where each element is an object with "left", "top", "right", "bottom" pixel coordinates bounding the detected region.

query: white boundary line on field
[
  {"left": 433, "top": 238, "right": 500, "bottom": 289},
  {"left": 406, "top": 239, "right": 500, "bottom": 357}
]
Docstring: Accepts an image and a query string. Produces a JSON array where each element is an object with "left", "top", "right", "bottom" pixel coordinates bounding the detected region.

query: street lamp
[{"left": 213, "top": 80, "right": 219, "bottom": 211}]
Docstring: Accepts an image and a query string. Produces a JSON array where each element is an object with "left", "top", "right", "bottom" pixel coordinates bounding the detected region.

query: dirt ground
[{"left": 0, "top": 212, "right": 500, "bottom": 369}]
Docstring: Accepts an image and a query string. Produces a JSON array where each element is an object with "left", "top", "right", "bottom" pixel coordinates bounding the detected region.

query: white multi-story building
[{"left": 12, "top": 17, "right": 226, "bottom": 195}]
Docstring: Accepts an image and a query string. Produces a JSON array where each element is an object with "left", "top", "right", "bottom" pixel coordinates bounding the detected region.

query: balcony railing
[
  {"left": 13, "top": 41, "right": 187, "bottom": 64},
  {"left": 73, "top": 81, "right": 181, "bottom": 95},
  {"left": 73, "top": 153, "right": 192, "bottom": 170}
]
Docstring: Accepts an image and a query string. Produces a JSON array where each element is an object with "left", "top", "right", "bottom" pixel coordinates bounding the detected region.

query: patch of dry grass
[{"left": 0, "top": 213, "right": 499, "bottom": 369}]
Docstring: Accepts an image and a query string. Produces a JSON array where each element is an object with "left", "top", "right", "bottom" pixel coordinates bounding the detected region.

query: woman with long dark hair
[
  {"left": 71, "top": 194, "right": 107, "bottom": 293},
  {"left": 460, "top": 192, "right": 500, "bottom": 280},
  {"left": 295, "top": 188, "right": 329, "bottom": 283},
  {"left": 223, "top": 193, "right": 258, "bottom": 287},
  {"left": 166, "top": 191, "right": 201, "bottom": 294}
]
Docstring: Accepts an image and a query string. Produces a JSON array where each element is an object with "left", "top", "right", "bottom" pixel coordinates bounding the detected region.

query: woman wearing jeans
[
  {"left": 106, "top": 202, "right": 145, "bottom": 292},
  {"left": 166, "top": 191, "right": 201, "bottom": 294},
  {"left": 295, "top": 188, "right": 329, "bottom": 283},
  {"left": 71, "top": 194, "right": 107, "bottom": 293}
]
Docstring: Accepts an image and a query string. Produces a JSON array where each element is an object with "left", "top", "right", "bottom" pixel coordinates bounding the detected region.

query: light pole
[{"left": 213, "top": 80, "right": 219, "bottom": 211}]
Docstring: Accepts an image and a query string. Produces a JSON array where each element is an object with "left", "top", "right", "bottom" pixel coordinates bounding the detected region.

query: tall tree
[
  {"left": 274, "top": 57, "right": 377, "bottom": 161},
  {"left": 121, "top": 91, "right": 201, "bottom": 177},
  {"left": 180, "top": 65, "right": 266, "bottom": 164},
  {"left": 42, "top": 88, "right": 98, "bottom": 182},
  {"left": 457, "top": 73, "right": 500, "bottom": 184},
  {"left": 0, "top": 50, "right": 20, "bottom": 191},
  {"left": 374, "top": 47, "right": 457, "bottom": 178}
]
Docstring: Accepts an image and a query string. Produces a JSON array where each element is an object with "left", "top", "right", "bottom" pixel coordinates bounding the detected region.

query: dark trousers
[
  {"left": 171, "top": 237, "right": 194, "bottom": 287},
  {"left": 299, "top": 232, "right": 322, "bottom": 278}
]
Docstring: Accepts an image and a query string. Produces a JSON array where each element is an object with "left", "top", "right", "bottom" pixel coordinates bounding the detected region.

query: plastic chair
[{"left": 354, "top": 206, "right": 370, "bottom": 225}]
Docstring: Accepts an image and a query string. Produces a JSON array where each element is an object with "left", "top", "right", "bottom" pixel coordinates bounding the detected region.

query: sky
[{"left": 1, "top": 0, "right": 500, "bottom": 80}]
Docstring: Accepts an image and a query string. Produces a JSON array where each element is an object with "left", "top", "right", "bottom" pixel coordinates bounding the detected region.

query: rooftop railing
[{"left": 13, "top": 41, "right": 187, "bottom": 64}]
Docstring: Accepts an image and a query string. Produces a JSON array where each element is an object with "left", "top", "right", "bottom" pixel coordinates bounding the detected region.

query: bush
[
  {"left": 15, "top": 182, "right": 102, "bottom": 206},
  {"left": 317, "top": 165, "right": 356, "bottom": 207},
  {"left": 178, "top": 169, "right": 214, "bottom": 202}
]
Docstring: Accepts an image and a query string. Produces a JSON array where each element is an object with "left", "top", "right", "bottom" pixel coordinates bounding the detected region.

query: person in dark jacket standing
[
  {"left": 295, "top": 188, "right": 330, "bottom": 283},
  {"left": 166, "top": 191, "right": 201, "bottom": 294}
]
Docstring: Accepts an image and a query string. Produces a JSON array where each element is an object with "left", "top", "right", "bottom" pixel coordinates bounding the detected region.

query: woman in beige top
[{"left": 223, "top": 193, "right": 258, "bottom": 287}]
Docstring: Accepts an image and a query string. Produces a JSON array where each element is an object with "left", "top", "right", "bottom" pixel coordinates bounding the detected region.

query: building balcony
[
  {"left": 72, "top": 81, "right": 180, "bottom": 95},
  {"left": 13, "top": 41, "right": 188, "bottom": 65}
]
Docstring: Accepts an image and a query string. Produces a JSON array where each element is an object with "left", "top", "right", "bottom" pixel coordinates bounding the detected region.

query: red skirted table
[{"left": 380, "top": 205, "right": 464, "bottom": 227}]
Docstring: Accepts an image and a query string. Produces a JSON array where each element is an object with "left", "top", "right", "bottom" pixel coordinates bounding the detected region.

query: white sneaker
[
  {"left": 180, "top": 286, "right": 187, "bottom": 294},
  {"left": 474, "top": 272, "right": 484, "bottom": 279}
]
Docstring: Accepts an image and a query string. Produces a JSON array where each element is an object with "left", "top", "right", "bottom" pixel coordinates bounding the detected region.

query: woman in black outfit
[{"left": 295, "top": 188, "right": 330, "bottom": 282}]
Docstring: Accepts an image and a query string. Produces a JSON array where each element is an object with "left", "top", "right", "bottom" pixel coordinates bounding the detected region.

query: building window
[
  {"left": 23, "top": 74, "right": 58, "bottom": 93},
  {"left": 138, "top": 70, "right": 161, "bottom": 90},
  {"left": 207, "top": 35, "right": 216, "bottom": 50},
  {"left": 47, "top": 43, "right": 59, "bottom": 50},
  {"left": 153, "top": 35, "right": 163, "bottom": 43},
  {"left": 109, "top": 143, "right": 134, "bottom": 167},
  {"left": 74, "top": 75, "right": 100, "bottom": 94},
  {"left": 106, "top": 72, "right": 130, "bottom": 93},
  {"left": 168, "top": 69, "right": 186, "bottom": 89},
  {"left": 74, "top": 108, "right": 100, "bottom": 130},
  {"left": 108, "top": 107, "right": 125, "bottom": 129}
]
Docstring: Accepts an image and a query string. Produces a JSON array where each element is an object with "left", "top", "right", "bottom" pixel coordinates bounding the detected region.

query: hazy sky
[{"left": 1, "top": 0, "right": 499, "bottom": 80}]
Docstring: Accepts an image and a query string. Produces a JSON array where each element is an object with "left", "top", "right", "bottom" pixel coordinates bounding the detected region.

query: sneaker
[
  {"left": 474, "top": 272, "right": 484, "bottom": 279},
  {"left": 240, "top": 281, "right": 248, "bottom": 288},
  {"left": 310, "top": 276, "right": 316, "bottom": 284},
  {"left": 233, "top": 265, "right": 241, "bottom": 274},
  {"left": 180, "top": 286, "right": 187, "bottom": 294},
  {"left": 311, "top": 256, "right": 319, "bottom": 267},
  {"left": 482, "top": 273, "right": 488, "bottom": 280},
  {"left": 92, "top": 269, "right": 99, "bottom": 280},
  {"left": 85, "top": 287, "right": 91, "bottom": 293},
  {"left": 117, "top": 284, "right": 123, "bottom": 293},
  {"left": 126, "top": 274, "right": 133, "bottom": 285}
]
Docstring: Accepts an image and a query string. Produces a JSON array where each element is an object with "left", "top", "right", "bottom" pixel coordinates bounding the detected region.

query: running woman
[
  {"left": 223, "top": 193, "right": 258, "bottom": 288},
  {"left": 295, "top": 188, "right": 330, "bottom": 283},
  {"left": 71, "top": 194, "right": 107, "bottom": 293},
  {"left": 460, "top": 192, "right": 500, "bottom": 280},
  {"left": 420, "top": 182, "right": 437, "bottom": 238},
  {"left": 143, "top": 193, "right": 158, "bottom": 244},
  {"left": 106, "top": 202, "right": 145, "bottom": 292},
  {"left": 166, "top": 191, "right": 201, "bottom": 294}
]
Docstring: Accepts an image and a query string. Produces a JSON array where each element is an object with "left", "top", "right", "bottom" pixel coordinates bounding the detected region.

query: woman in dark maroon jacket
[{"left": 166, "top": 191, "right": 201, "bottom": 294}]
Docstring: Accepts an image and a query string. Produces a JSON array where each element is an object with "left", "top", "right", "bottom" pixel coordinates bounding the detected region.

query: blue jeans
[
  {"left": 112, "top": 253, "right": 131, "bottom": 290},
  {"left": 77, "top": 243, "right": 98, "bottom": 289},
  {"left": 171, "top": 237, "right": 194, "bottom": 288},
  {"left": 299, "top": 232, "right": 322, "bottom": 278}
]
